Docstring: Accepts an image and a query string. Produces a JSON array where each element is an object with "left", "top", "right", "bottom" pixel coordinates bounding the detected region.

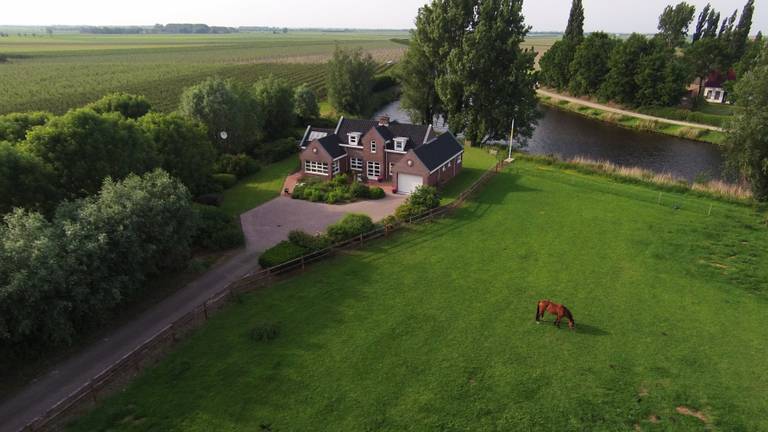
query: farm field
[
  {"left": 0, "top": 33, "right": 559, "bottom": 115},
  {"left": 0, "top": 32, "right": 406, "bottom": 114},
  {"left": 68, "top": 160, "right": 768, "bottom": 431}
]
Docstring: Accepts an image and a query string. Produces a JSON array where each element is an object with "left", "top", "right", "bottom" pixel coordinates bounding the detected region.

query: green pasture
[
  {"left": 0, "top": 32, "right": 405, "bottom": 114},
  {"left": 68, "top": 160, "right": 768, "bottom": 431}
]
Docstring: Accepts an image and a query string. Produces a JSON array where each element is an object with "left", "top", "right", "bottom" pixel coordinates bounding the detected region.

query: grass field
[
  {"left": 0, "top": 32, "right": 406, "bottom": 114},
  {"left": 68, "top": 160, "right": 768, "bottom": 431}
]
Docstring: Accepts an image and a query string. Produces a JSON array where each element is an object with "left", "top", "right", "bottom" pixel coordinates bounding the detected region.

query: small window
[
  {"left": 350, "top": 158, "right": 363, "bottom": 171},
  {"left": 348, "top": 133, "right": 361, "bottom": 146},
  {"left": 371, "top": 140, "right": 377, "bottom": 153},
  {"left": 457, "top": 155, "right": 462, "bottom": 164},
  {"left": 333, "top": 160, "right": 340, "bottom": 174},
  {"left": 394, "top": 137, "right": 407, "bottom": 151},
  {"left": 389, "top": 162, "right": 394, "bottom": 176}
]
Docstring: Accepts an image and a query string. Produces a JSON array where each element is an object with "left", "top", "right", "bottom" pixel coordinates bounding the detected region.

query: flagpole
[{"left": 507, "top": 119, "right": 515, "bottom": 161}]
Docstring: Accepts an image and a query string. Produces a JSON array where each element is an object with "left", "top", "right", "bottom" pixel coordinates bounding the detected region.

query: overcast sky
[{"left": 2, "top": 0, "right": 765, "bottom": 34}]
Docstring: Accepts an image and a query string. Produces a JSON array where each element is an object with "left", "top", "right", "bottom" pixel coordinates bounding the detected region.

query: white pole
[{"left": 508, "top": 119, "right": 515, "bottom": 161}]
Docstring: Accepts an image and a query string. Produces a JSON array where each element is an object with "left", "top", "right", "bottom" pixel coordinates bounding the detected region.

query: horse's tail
[{"left": 563, "top": 306, "right": 574, "bottom": 325}]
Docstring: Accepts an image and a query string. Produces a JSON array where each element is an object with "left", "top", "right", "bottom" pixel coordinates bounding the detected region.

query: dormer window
[
  {"left": 394, "top": 137, "right": 407, "bottom": 151},
  {"left": 348, "top": 132, "right": 361, "bottom": 146},
  {"left": 371, "top": 140, "right": 377, "bottom": 153}
]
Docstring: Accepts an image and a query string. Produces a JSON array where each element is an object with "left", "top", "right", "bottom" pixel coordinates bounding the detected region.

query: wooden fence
[{"left": 21, "top": 160, "right": 504, "bottom": 432}]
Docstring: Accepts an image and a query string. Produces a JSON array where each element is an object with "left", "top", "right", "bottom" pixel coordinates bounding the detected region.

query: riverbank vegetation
[
  {"left": 539, "top": 0, "right": 760, "bottom": 128},
  {"left": 68, "top": 159, "right": 768, "bottom": 431},
  {"left": 538, "top": 95, "right": 727, "bottom": 145}
]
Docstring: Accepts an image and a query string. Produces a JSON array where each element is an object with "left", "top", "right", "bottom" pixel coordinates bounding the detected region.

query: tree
[
  {"left": 568, "top": 32, "right": 620, "bottom": 96},
  {"left": 0, "top": 112, "right": 52, "bottom": 143},
  {"left": 326, "top": 47, "right": 376, "bottom": 115},
  {"left": 563, "top": 0, "right": 585, "bottom": 44},
  {"left": 686, "top": 36, "right": 727, "bottom": 99},
  {"left": 399, "top": 36, "right": 441, "bottom": 125},
  {"left": 539, "top": 0, "right": 585, "bottom": 90},
  {"left": 729, "top": 0, "right": 755, "bottom": 64},
  {"left": 86, "top": 93, "right": 151, "bottom": 119},
  {"left": 599, "top": 34, "right": 652, "bottom": 105},
  {"left": 139, "top": 113, "right": 216, "bottom": 195},
  {"left": 179, "top": 77, "right": 261, "bottom": 154},
  {"left": 692, "top": 3, "right": 712, "bottom": 43},
  {"left": 437, "top": 0, "right": 538, "bottom": 146},
  {"left": 252, "top": 75, "right": 295, "bottom": 139},
  {"left": 539, "top": 39, "right": 577, "bottom": 90},
  {"left": 725, "top": 51, "right": 768, "bottom": 199},
  {"left": 657, "top": 2, "right": 696, "bottom": 48},
  {"left": 634, "top": 39, "right": 690, "bottom": 106},
  {"left": 399, "top": 0, "right": 473, "bottom": 124},
  {"left": 0, "top": 142, "right": 58, "bottom": 215},
  {"left": 293, "top": 84, "right": 319, "bottom": 121},
  {"left": 22, "top": 109, "right": 156, "bottom": 199}
]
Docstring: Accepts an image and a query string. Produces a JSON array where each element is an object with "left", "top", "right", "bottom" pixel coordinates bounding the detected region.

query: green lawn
[
  {"left": 440, "top": 146, "right": 499, "bottom": 204},
  {"left": 220, "top": 155, "right": 299, "bottom": 217},
  {"left": 69, "top": 160, "right": 768, "bottom": 431}
]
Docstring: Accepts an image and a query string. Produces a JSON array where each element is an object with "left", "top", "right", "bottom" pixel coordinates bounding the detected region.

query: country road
[{"left": 536, "top": 89, "right": 724, "bottom": 132}]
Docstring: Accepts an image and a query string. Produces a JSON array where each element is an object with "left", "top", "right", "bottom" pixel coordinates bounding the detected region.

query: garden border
[{"left": 20, "top": 160, "right": 505, "bottom": 432}]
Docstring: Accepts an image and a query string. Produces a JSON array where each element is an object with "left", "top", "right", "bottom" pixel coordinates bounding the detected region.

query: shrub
[
  {"left": 258, "top": 240, "right": 308, "bottom": 268},
  {"left": 677, "top": 127, "right": 705, "bottom": 140},
  {"left": 211, "top": 173, "right": 237, "bottom": 189},
  {"left": 381, "top": 214, "right": 399, "bottom": 228},
  {"left": 636, "top": 119, "right": 660, "bottom": 131},
  {"left": 250, "top": 322, "right": 280, "bottom": 342},
  {"left": 326, "top": 213, "right": 375, "bottom": 242},
  {"left": 395, "top": 185, "right": 440, "bottom": 221},
  {"left": 288, "top": 230, "right": 330, "bottom": 251},
  {"left": 368, "top": 187, "right": 385, "bottom": 199},
  {"left": 326, "top": 190, "right": 343, "bottom": 204},
  {"left": 350, "top": 181, "right": 369, "bottom": 198},
  {"left": 192, "top": 204, "right": 244, "bottom": 250},
  {"left": 214, "top": 153, "right": 260, "bottom": 179}
]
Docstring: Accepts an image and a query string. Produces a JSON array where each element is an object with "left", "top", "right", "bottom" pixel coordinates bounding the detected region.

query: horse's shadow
[{"left": 537, "top": 320, "right": 610, "bottom": 337}]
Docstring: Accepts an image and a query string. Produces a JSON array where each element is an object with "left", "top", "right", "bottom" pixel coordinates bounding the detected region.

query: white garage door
[{"left": 397, "top": 173, "right": 423, "bottom": 195}]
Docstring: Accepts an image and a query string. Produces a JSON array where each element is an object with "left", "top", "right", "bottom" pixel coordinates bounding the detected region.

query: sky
[{"left": 2, "top": 0, "right": 765, "bottom": 34}]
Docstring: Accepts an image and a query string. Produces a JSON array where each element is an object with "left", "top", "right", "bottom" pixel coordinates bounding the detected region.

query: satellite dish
[{"left": 219, "top": 131, "right": 228, "bottom": 140}]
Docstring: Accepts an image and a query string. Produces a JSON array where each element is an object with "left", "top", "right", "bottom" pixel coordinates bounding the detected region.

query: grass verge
[{"left": 220, "top": 155, "right": 299, "bottom": 217}]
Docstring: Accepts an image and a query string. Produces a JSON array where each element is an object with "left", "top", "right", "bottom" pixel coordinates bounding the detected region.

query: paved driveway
[{"left": 240, "top": 194, "right": 405, "bottom": 252}]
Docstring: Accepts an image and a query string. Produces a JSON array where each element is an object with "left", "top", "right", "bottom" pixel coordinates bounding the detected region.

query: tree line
[{"left": 539, "top": 0, "right": 759, "bottom": 108}]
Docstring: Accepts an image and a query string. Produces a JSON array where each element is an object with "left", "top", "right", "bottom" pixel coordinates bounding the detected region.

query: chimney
[{"left": 378, "top": 115, "right": 390, "bottom": 127}]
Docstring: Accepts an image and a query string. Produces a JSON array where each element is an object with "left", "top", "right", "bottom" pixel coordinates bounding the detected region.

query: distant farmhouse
[
  {"left": 701, "top": 69, "right": 737, "bottom": 104},
  {"left": 299, "top": 117, "right": 464, "bottom": 195}
]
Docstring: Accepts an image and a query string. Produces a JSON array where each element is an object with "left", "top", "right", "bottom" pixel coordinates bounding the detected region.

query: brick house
[{"left": 299, "top": 116, "right": 464, "bottom": 195}]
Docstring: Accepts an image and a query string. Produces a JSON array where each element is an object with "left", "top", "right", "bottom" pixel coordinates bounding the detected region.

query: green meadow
[{"left": 68, "top": 160, "right": 768, "bottom": 431}]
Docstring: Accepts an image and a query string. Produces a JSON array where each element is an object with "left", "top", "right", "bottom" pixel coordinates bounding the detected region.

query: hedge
[{"left": 258, "top": 241, "right": 309, "bottom": 268}]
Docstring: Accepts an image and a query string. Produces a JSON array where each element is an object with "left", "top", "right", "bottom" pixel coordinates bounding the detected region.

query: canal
[{"left": 374, "top": 100, "right": 725, "bottom": 182}]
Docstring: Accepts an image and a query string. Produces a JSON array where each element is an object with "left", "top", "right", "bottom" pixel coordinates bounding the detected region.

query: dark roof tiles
[{"left": 412, "top": 133, "right": 464, "bottom": 171}]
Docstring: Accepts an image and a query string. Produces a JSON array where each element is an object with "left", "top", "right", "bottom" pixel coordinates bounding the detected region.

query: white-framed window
[
  {"left": 370, "top": 140, "right": 377, "bottom": 153},
  {"left": 333, "top": 160, "right": 340, "bottom": 174},
  {"left": 394, "top": 137, "right": 407, "bottom": 151},
  {"left": 305, "top": 160, "right": 328, "bottom": 175},
  {"left": 447, "top": 160, "right": 452, "bottom": 168},
  {"left": 347, "top": 132, "right": 361, "bottom": 146},
  {"left": 350, "top": 158, "right": 363, "bottom": 171},
  {"left": 457, "top": 155, "right": 462, "bottom": 164},
  {"left": 389, "top": 162, "right": 394, "bottom": 176},
  {"left": 367, "top": 161, "right": 381, "bottom": 179},
  {"left": 442, "top": 165, "right": 447, "bottom": 172}
]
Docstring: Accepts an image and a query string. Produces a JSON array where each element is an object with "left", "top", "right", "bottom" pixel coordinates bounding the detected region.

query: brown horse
[{"left": 535, "top": 300, "right": 575, "bottom": 330}]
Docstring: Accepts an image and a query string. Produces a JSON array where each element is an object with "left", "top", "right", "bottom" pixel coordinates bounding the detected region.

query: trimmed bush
[
  {"left": 214, "top": 154, "right": 260, "bottom": 179},
  {"left": 326, "top": 213, "right": 375, "bottom": 243},
  {"left": 350, "top": 181, "right": 369, "bottom": 199},
  {"left": 395, "top": 185, "right": 440, "bottom": 221},
  {"left": 211, "top": 173, "right": 237, "bottom": 189},
  {"left": 368, "top": 187, "right": 385, "bottom": 199},
  {"left": 288, "top": 230, "right": 330, "bottom": 251},
  {"left": 253, "top": 138, "right": 299, "bottom": 163},
  {"left": 258, "top": 241, "right": 308, "bottom": 268},
  {"left": 292, "top": 176, "right": 375, "bottom": 204}
]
